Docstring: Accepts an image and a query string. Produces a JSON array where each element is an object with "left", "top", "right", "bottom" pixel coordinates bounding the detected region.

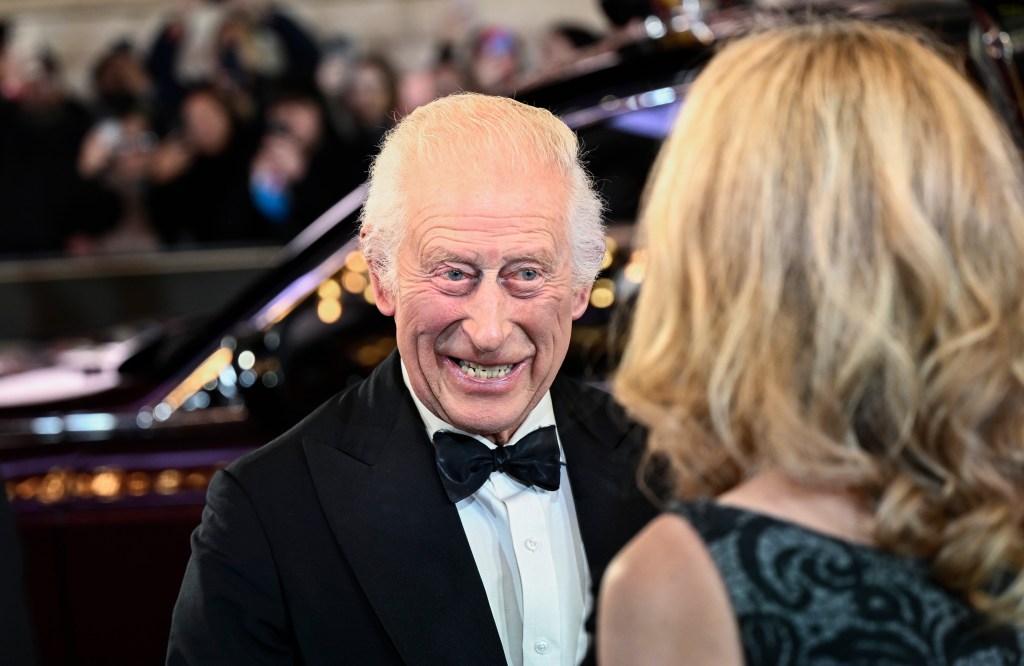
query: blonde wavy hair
[{"left": 615, "top": 19, "right": 1024, "bottom": 626}]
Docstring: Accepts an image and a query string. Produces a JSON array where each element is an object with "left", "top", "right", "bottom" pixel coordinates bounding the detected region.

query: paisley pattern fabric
[{"left": 670, "top": 500, "right": 1024, "bottom": 665}]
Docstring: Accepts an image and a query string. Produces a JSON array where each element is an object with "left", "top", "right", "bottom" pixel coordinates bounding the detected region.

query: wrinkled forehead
[{"left": 400, "top": 151, "right": 574, "bottom": 237}]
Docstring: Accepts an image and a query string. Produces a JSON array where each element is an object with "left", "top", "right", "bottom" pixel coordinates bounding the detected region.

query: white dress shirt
[{"left": 402, "top": 362, "right": 592, "bottom": 666}]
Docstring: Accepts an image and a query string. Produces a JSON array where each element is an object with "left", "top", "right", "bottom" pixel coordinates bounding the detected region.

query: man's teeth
[{"left": 458, "top": 360, "right": 514, "bottom": 378}]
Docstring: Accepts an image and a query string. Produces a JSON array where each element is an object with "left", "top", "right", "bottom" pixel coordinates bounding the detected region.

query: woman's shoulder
[
  {"left": 598, "top": 511, "right": 743, "bottom": 665},
  {"left": 604, "top": 511, "right": 713, "bottom": 602},
  {"left": 663, "top": 498, "right": 1024, "bottom": 664}
]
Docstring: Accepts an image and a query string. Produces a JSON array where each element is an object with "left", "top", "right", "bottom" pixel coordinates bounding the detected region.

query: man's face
[{"left": 372, "top": 158, "right": 591, "bottom": 443}]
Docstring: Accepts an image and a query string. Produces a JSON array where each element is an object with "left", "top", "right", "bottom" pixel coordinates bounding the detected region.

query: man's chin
[{"left": 445, "top": 408, "right": 527, "bottom": 442}]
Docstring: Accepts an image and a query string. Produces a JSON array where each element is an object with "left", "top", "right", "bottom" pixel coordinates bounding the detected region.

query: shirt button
[
  {"left": 534, "top": 639, "right": 551, "bottom": 654},
  {"left": 524, "top": 537, "right": 539, "bottom": 551}
]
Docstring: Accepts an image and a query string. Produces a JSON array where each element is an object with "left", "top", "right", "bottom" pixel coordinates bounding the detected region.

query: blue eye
[
  {"left": 444, "top": 269, "right": 466, "bottom": 281},
  {"left": 519, "top": 268, "right": 538, "bottom": 281}
]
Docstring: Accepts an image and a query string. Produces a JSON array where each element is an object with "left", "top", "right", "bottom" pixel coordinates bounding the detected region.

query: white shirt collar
[
  {"left": 400, "top": 361, "right": 587, "bottom": 665},
  {"left": 400, "top": 359, "right": 557, "bottom": 451}
]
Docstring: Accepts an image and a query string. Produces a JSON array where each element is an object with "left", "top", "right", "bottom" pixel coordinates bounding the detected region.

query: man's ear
[
  {"left": 360, "top": 226, "right": 396, "bottom": 316},
  {"left": 368, "top": 267, "right": 396, "bottom": 316},
  {"left": 571, "top": 284, "right": 592, "bottom": 320}
]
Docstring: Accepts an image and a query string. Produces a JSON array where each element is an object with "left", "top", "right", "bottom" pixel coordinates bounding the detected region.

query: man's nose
[{"left": 462, "top": 279, "right": 513, "bottom": 353}]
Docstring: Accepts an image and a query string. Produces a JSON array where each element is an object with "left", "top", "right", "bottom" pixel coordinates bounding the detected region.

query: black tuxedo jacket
[{"left": 167, "top": 352, "right": 656, "bottom": 665}]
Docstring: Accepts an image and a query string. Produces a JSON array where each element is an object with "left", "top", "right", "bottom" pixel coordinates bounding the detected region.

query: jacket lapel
[
  {"left": 303, "top": 354, "right": 506, "bottom": 666},
  {"left": 552, "top": 377, "right": 654, "bottom": 593}
]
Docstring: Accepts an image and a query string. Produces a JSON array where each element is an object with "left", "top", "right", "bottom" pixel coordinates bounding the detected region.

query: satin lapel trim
[{"left": 303, "top": 392, "right": 505, "bottom": 666}]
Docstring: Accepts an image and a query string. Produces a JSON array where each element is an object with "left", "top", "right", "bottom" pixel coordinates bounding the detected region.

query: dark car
[{"left": 1, "top": 1, "right": 1022, "bottom": 663}]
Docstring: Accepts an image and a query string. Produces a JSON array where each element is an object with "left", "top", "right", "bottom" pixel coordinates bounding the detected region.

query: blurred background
[
  {"left": 0, "top": 0, "right": 613, "bottom": 343},
  {"left": 1, "top": 0, "right": 1021, "bottom": 663},
  {"left": 0, "top": 1, "right": 650, "bottom": 663}
]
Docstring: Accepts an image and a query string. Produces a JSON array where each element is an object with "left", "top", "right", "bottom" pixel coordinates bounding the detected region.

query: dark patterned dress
[{"left": 670, "top": 499, "right": 1024, "bottom": 665}]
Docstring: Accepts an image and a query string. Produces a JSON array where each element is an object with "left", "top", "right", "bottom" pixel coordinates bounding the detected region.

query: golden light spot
[
  {"left": 342, "top": 271, "right": 368, "bottom": 294},
  {"left": 601, "top": 249, "right": 614, "bottom": 270},
  {"left": 375, "top": 337, "right": 397, "bottom": 355},
  {"left": 125, "top": 471, "right": 151, "bottom": 497},
  {"left": 354, "top": 345, "right": 377, "bottom": 367},
  {"left": 184, "top": 471, "right": 209, "bottom": 490},
  {"left": 590, "top": 287, "right": 615, "bottom": 309},
  {"left": 154, "top": 469, "right": 183, "bottom": 495},
  {"left": 623, "top": 260, "right": 646, "bottom": 284},
  {"left": 344, "top": 250, "right": 368, "bottom": 273},
  {"left": 14, "top": 477, "right": 40, "bottom": 501},
  {"left": 317, "top": 298, "right": 342, "bottom": 324},
  {"left": 75, "top": 472, "right": 94, "bottom": 499},
  {"left": 571, "top": 327, "right": 603, "bottom": 347},
  {"left": 317, "top": 279, "right": 341, "bottom": 300},
  {"left": 39, "top": 470, "right": 72, "bottom": 504},
  {"left": 363, "top": 285, "right": 376, "bottom": 305},
  {"left": 605, "top": 235, "right": 619, "bottom": 255},
  {"left": 354, "top": 336, "right": 397, "bottom": 367},
  {"left": 91, "top": 468, "right": 124, "bottom": 500},
  {"left": 591, "top": 278, "right": 617, "bottom": 308}
]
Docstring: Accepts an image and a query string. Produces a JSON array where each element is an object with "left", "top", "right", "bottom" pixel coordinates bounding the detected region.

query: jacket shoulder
[
  {"left": 551, "top": 374, "right": 642, "bottom": 447},
  {"left": 226, "top": 353, "right": 410, "bottom": 482},
  {"left": 225, "top": 379, "right": 361, "bottom": 480}
]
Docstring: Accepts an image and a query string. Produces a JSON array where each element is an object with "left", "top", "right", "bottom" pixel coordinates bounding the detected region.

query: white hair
[{"left": 359, "top": 93, "right": 605, "bottom": 293}]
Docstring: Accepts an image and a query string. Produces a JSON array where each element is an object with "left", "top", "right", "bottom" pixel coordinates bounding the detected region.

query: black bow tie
[{"left": 432, "top": 425, "right": 562, "bottom": 503}]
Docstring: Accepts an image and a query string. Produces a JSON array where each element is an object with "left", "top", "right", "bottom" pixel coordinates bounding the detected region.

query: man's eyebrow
[
  {"left": 504, "top": 252, "right": 558, "bottom": 274},
  {"left": 420, "top": 247, "right": 474, "bottom": 268},
  {"left": 420, "top": 248, "right": 559, "bottom": 273}
]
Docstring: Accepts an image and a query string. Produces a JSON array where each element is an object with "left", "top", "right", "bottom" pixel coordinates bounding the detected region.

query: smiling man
[{"left": 167, "top": 93, "right": 656, "bottom": 666}]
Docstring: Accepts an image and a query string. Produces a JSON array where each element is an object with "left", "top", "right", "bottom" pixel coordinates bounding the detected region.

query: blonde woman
[{"left": 600, "top": 19, "right": 1024, "bottom": 665}]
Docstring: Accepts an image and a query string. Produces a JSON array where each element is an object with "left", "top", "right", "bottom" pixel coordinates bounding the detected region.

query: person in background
[
  {"left": 168, "top": 92, "right": 656, "bottom": 665},
  {"left": 0, "top": 45, "right": 93, "bottom": 257},
  {"left": 344, "top": 53, "right": 399, "bottom": 150},
  {"left": 244, "top": 83, "right": 362, "bottom": 242},
  {"left": 320, "top": 50, "right": 400, "bottom": 165},
  {"left": 147, "top": 0, "right": 321, "bottom": 127},
  {"left": 71, "top": 106, "right": 160, "bottom": 254},
  {"left": 422, "top": 0, "right": 472, "bottom": 101},
  {"left": 397, "top": 68, "right": 440, "bottom": 118},
  {"left": 600, "top": 18, "right": 1024, "bottom": 665},
  {"left": 397, "top": 44, "right": 464, "bottom": 119},
  {"left": 467, "top": 26, "right": 522, "bottom": 96},
  {"left": 90, "top": 40, "right": 155, "bottom": 120},
  {"left": 147, "top": 83, "right": 255, "bottom": 245},
  {"left": 315, "top": 35, "right": 358, "bottom": 137}
]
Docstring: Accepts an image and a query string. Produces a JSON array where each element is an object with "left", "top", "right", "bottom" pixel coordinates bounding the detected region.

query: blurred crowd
[{"left": 0, "top": 2, "right": 609, "bottom": 259}]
